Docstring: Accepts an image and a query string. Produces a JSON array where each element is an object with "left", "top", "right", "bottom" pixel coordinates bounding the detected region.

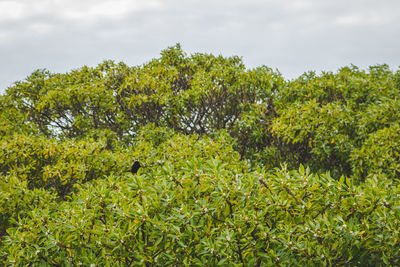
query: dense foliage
[{"left": 1, "top": 45, "right": 399, "bottom": 265}]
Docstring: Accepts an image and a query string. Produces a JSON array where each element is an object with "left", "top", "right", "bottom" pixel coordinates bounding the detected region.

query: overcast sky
[{"left": 1, "top": 0, "right": 400, "bottom": 91}]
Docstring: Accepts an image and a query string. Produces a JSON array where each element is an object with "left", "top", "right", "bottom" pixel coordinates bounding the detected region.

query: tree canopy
[{"left": 1, "top": 45, "right": 400, "bottom": 265}]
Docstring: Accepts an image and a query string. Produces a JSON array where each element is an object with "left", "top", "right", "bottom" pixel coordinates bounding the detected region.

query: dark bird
[{"left": 130, "top": 160, "right": 141, "bottom": 175}]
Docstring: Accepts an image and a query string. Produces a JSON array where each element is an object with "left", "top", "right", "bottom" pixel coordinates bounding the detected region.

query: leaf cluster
[
  {"left": 1, "top": 45, "right": 400, "bottom": 265},
  {"left": 1, "top": 131, "right": 399, "bottom": 265}
]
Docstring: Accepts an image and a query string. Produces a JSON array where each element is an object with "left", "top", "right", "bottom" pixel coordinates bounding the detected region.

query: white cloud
[
  {"left": 0, "top": 1, "right": 25, "bottom": 21},
  {"left": 0, "top": 0, "right": 400, "bottom": 91},
  {"left": 60, "top": 0, "right": 163, "bottom": 22},
  {"left": 335, "top": 13, "right": 386, "bottom": 27},
  {"left": 286, "top": 0, "right": 313, "bottom": 10},
  {"left": 0, "top": 0, "right": 164, "bottom": 23},
  {"left": 28, "top": 23, "right": 55, "bottom": 34}
]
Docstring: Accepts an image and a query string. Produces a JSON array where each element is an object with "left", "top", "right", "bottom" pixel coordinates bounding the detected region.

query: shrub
[
  {"left": 0, "top": 175, "right": 56, "bottom": 245},
  {"left": 1, "top": 131, "right": 400, "bottom": 265},
  {"left": 4, "top": 45, "right": 284, "bottom": 158},
  {"left": 351, "top": 124, "right": 400, "bottom": 180},
  {"left": 1, "top": 47, "right": 400, "bottom": 265},
  {"left": 0, "top": 134, "right": 133, "bottom": 197},
  {"left": 2, "top": 164, "right": 399, "bottom": 265},
  {"left": 270, "top": 65, "right": 400, "bottom": 179}
]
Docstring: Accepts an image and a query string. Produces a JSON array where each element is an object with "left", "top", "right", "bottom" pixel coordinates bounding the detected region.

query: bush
[
  {"left": 1, "top": 46, "right": 400, "bottom": 265},
  {"left": 2, "top": 163, "right": 400, "bottom": 265},
  {"left": 351, "top": 124, "right": 400, "bottom": 180},
  {"left": 0, "top": 134, "right": 133, "bottom": 197},
  {"left": 1, "top": 131, "right": 400, "bottom": 265},
  {"left": 0, "top": 175, "right": 56, "bottom": 245},
  {"left": 270, "top": 65, "right": 400, "bottom": 179},
  {"left": 4, "top": 45, "right": 284, "bottom": 158},
  {"left": 271, "top": 99, "right": 355, "bottom": 176}
]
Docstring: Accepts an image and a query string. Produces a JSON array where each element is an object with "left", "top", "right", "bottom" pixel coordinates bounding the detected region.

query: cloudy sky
[{"left": 1, "top": 0, "right": 400, "bottom": 91}]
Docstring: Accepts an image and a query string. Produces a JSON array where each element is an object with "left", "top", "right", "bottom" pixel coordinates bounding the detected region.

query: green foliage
[
  {"left": 0, "top": 175, "right": 56, "bottom": 244},
  {"left": 5, "top": 45, "right": 284, "bottom": 157},
  {"left": 271, "top": 100, "right": 355, "bottom": 176},
  {"left": 2, "top": 157, "right": 400, "bottom": 265},
  {"left": 0, "top": 134, "right": 132, "bottom": 197},
  {"left": 6, "top": 63, "right": 132, "bottom": 140},
  {"left": 1, "top": 45, "right": 400, "bottom": 265},
  {"left": 351, "top": 124, "right": 400, "bottom": 180},
  {"left": 0, "top": 94, "right": 37, "bottom": 137},
  {"left": 271, "top": 64, "right": 400, "bottom": 179}
]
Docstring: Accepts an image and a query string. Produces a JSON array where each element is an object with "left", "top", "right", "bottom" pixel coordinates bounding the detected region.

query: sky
[{"left": 1, "top": 0, "right": 400, "bottom": 92}]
